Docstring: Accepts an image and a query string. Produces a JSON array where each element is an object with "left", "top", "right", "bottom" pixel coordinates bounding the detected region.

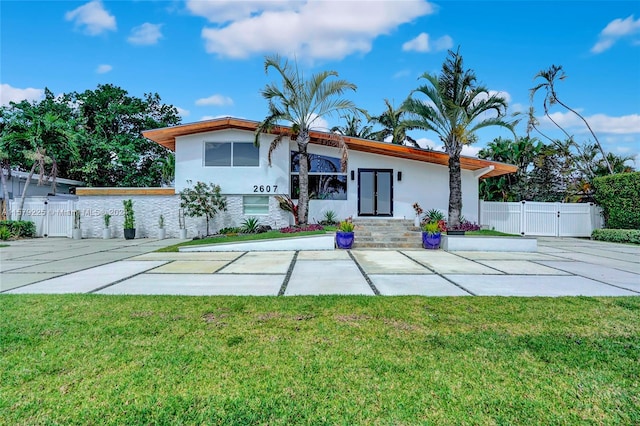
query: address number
[{"left": 253, "top": 185, "right": 278, "bottom": 193}]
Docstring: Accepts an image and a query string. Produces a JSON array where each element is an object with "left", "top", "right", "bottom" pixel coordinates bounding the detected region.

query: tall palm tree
[
  {"left": 530, "top": 65, "right": 613, "bottom": 174},
  {"left": 368, "top": 99, "right": 417, "bottom": 146},
  {"left": 403, "top": 49, "right": 515, "bottom": 228},
  {"left": 255, "top": 54, "right": 357, "bottom": 225}
]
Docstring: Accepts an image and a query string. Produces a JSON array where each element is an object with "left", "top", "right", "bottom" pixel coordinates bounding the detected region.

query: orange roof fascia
[{"left": 142, "top": 117, "right": 517, "bottom": 178}]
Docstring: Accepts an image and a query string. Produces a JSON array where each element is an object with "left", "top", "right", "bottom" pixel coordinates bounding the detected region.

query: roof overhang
[{"left": 142, "top": 117, "right": 517, "bottom": 178}]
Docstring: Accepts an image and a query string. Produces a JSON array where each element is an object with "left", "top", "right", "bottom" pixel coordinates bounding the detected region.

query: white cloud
[
  {"left": 540, "top": 111, "right": 640, "bottom": 134},
  {"left": 176, "top": 107, "right": 190, "bottom": 117},
  {"left": 128, "top": 23, "right": 163, "bottom": 45},
  {"left": 192, "top": 0, "right": 435, "bottom": 60},
  {"left": 195, "top": 94, "right": 234, "bottom": 106},
  {"left": 65, "top": 0, "right": 116, "bottom": 36},
  {"left": 0, "top": 84, "right": 44, "bottom": 105},
  {"left": 307, "top": 114, "right": 329, "bottom": 131},
  {"left": 392, "top": 69, "right": 411, "bottom": 79},
  {"left": 591, "top": 15, "right": 640, "bottom": 53},
  {"left": 430, "top": 142, "right": 481, "bottom": 157},
  {"left": 96, "top": 64, "right": 112, "bottom": 74},
  {"left": 403, "top": 33, "right": 430, "bottom": 52},
  {"left": 402, "top": 33, "right": 452, "bottom": 53}
]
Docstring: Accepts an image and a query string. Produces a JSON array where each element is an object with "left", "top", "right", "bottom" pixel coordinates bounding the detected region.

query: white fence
[
  {"left": 480, "top": 201, "right": 604, "bottom": 237},
  {"left": 8, "top": 197, "right": 76, "bottom": 237}
]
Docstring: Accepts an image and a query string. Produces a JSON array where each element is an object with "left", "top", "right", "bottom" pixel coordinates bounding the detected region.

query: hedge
[
  {"left": 592, "top": 172, "right": 640, "bottom": 229},
  {"left": 591, "top": 228, "right": 640, "bottom": 245},
  {"left": 0, "top": 220, "right": 36, "bottom": 238}
]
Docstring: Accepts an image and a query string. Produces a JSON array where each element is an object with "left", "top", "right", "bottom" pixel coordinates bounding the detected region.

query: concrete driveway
[{"left": 1, "top": 237, "right": 638, "bottom": 297}]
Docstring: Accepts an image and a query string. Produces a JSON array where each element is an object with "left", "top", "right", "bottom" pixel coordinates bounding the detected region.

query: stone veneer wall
[{"left": 76, "top": 190, "right": 292, "bottom": 239}]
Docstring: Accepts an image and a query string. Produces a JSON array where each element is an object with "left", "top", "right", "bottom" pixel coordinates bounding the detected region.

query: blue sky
[{"left": 2, "top": 0, "right": 639, "bottom": 164}]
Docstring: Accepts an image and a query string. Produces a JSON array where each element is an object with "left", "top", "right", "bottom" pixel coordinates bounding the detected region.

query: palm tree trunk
[
  {"left": 297, "top": 148, "right": 310, "bottom": 226},
  {"left": 554, "top": 97, "right": 613, "bottom": 174},
  {"left": 0, "top": 163, "right": 10, "bottom": 219},
  {"left": 448, "top": 153, "right": 462, "bottom": 229},
  {"left": 16, "top": 162, "right": 38, "bottom": 221}
]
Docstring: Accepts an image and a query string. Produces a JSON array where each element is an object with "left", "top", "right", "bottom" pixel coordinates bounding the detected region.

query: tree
[
  {"left": 255, "top": 54, "right": 357, "bottom": 225},
  {"left": 403, "top": 49, "right": 515, "bottom": 228},
  {"left": 530, "top": 65, "right": 613, "bottom": 174},
  {"left": 479, "top": 136, "right": 544, "bottom": 201},
  {"left": 72, "top": 84, "right": 180, "bottom": 186},
  {"left": 179, "top": 181, "right": 227, "bottom": 236},
  {"left": 4, "top": 105, "right": 79, "bottom": 220},
  {"left": 331, "top": 113, "right": 374, "bottom": 139},
  {"left": 367, "top": 99, "right": 417, "bottom": 146}
]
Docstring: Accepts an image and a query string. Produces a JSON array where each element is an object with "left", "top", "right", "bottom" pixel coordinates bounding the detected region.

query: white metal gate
[
  {"left": 9, "top": 197, "right": 76, "bottom": 237},
  {"left": 480, "top": 201, "right": 603, "bottom": 237}
]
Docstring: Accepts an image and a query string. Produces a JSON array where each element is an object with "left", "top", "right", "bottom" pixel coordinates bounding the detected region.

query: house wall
[
  {"left": 0, "top": 175, "right": 79, "bottom": 199},
  {"left": 174, "top": 128, "right": 481, "bottom": 225},
  {"left": 304, "top": 143, "right": 480, "bottom": 223}
]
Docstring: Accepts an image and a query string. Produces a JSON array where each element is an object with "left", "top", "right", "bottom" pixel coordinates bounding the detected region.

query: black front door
[{"left": 358, "top": 169, "right": 393, "bottom": 216}]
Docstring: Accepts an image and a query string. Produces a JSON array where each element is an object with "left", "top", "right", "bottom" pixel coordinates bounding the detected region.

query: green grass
[
  {"left": 158, "top": 227, "right": 336, "bottom": 252},
  {"left": 1, "top": 296, "right": 639, "bottom": 425}
]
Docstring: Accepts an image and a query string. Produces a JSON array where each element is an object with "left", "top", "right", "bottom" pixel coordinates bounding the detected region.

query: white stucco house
[{"left": 142, "top": 117, "right": 516, "bottom": 226}]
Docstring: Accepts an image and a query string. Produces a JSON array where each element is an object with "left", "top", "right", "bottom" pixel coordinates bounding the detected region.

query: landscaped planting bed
[{"left": 2, "top": 296, "right": 639, "bottom": 424}]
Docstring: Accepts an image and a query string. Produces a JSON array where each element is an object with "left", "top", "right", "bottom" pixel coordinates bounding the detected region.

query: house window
[
  {"left": 204, "top": 142, "right": 259, "bottom": 167},
  {"left": 243, "top": 195, "right": 269, "bottom": 215},
  {"left": 290, "top": 152, "right": 347, "bottom": 200}
]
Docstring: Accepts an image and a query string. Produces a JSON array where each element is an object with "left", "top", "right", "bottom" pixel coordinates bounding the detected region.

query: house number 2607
[{"left": 253, "top": 185, "right": 277, "bottom": 193}]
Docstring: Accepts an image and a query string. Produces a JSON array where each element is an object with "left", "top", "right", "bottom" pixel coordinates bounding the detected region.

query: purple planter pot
[
  {"left": 336, "top": 231, "right": 355, "bottom": 249},
  {"left": 422, "top": 232, "right": 441, "bottom": 249}
]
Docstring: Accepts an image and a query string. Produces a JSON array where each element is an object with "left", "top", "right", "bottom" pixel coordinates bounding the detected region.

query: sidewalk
[{"left": 1, "top": 237, "right": 639, "bottom": 296}]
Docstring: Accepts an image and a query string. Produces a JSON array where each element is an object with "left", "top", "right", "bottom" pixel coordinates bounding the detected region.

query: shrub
[
  {"left": 218, "top": 227, "right": 242, "bottom": 235},
  {"left": 592, "top": 172, "right": 640, "bottom": 229},
  {"left": 337, "top": 218, "right": 355, "bottom": 232},
  {"left": 0, "top": 220, "right": 36, "bottom": 238},
  {"left": 591, "top": 229, "right": 640, "bottom": 245},
  {"left": 319, "top": 210, "right": 337, "bottom": 226},
  {"left": 0, "top": 226, "right": 10, "bottom": 240},
  {"left": 241, "top": 217, "right": 260, "bottom": 234},
  {"left": 279, "top": 224, "right": 324, "bottom": 233}
]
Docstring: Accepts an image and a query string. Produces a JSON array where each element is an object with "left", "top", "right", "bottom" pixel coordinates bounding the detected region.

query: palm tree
[
  {"left": 530, "top": 65, "right": 613, "bottom": 174},
  {"left": 255, "top": 54, "right": 357, "bottom": 225},
  {"left": 368, "top": 99, "right": 417, "bottom": 146},
  {"left": 403, "top": 49, "right": 515, "bottom": 228},
  {"left": 12, "top": 111, "right": 77, "bottom": 220},
  {"left": 331, "top": 113, "right": 374, "bottom": 139}
]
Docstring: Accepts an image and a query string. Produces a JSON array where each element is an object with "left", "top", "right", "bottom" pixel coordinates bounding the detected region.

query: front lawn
[
  {"left": 1, "top": 296, "right": 638, "bottom": 424},
  {"left": 158, "top": 227, "right": 335, "bottom": 252}
]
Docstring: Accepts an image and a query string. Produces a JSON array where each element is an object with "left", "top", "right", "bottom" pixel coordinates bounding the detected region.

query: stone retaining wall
[{"left": 76, "top": 189, "right": 291, "bottom": 239}]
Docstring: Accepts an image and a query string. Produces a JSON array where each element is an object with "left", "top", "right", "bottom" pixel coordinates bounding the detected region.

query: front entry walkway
[{"left": 1, "top": 237, "right": 639, "bottom": 296}]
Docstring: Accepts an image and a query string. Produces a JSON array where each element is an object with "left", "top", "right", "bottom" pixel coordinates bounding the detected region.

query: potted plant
[
  {"left": 123, "top": 199, "right": 135, "bottom": 240},
  {"left": 335, "top": 217, "right": 355, "bottom": 249},
  {"left": 178, "top": 208, "right": 187, "bottom": 239},
  {"left": 103, "top": 213, "right": 111, "bottom": 239},
  {"left": 72, "top": 210, "right": 82, "bottom": 239},
  {"left": 158, "top": 214, "right": 166, "bottom": 239},
  {"left": 422, "top": 219, "right": 446, "bottom": 249}
]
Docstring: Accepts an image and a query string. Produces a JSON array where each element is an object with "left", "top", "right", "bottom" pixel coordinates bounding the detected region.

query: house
[
  {"left": 1, "top": 170, "right": 84, "bottom": 200},
  {"left": 142, "top": 117, "right": 516, "bottom": 226}
]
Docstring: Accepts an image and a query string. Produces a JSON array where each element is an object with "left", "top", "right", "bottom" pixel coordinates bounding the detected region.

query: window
[
  {"left": 290, "top": 152, "right": 347, "bottom": 200},
  {"left": 204, "top": 142, "right": 259, "bottom": 167},
  {"left": 243, "top": 195, "right": 269, "bottom": 214}
]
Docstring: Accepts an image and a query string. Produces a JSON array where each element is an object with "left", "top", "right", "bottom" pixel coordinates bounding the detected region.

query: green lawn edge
[{"left": 158, "top": 227, "right": 337, "bottom": 252}]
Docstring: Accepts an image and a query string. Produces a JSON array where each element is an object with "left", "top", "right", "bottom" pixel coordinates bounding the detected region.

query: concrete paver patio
[{"left": 1, "top": 236, "right": 639, "bottom": 297}]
